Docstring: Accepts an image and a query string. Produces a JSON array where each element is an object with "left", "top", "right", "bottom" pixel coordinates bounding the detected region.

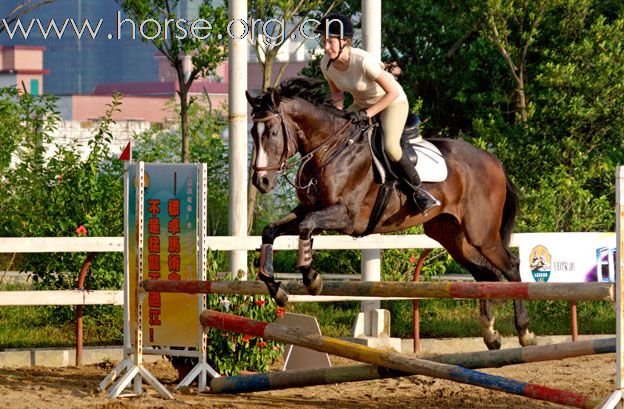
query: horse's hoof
[
  {"left": 484, "top": 331, "right": 502, "bottom": 350},
  {"left": 261, "top": 279, "right": 289, "bottom": 307},
  {"left": 304, "top": 272, "right": 323, "bottom": 296},
  {"left": 519, "top": 331, "right": 537, "bottom": 347},
  {"left": 270, "top": 281, "right": 289, "bottom": 307}
]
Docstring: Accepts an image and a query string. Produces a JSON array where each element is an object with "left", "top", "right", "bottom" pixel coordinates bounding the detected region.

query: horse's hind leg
[
  {"left": 477, "top": 241, "right": 536, "bottom": 347},
  {"left": 424, "top": 217, "right": 504, "bottom": 350}
]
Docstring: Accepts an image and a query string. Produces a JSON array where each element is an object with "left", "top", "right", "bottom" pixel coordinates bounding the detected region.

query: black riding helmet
[
  {"left": 314, "top": 13, "right": 353, "bottom": 39},
  {"left": 315, "top": 14, "right": 353, "bottom": 69}
]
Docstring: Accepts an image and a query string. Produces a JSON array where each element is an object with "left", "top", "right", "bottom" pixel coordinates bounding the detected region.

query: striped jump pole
[
  {"left": 210, "top": 337, "right": 615, "bottom": 394},
  {"left": 200, "top": 310, "right": 601, "bottom": 408},
  {"left": 145, "top": 280, "right": 614, "bottom": 302}
]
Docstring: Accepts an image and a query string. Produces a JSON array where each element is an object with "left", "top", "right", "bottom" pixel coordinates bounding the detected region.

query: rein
[{"left": 252, "top": 110, "right": 364, "bottom": 192}]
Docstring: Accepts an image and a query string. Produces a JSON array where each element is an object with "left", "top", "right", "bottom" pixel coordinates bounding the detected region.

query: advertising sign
[{"left": 517, "top": 232, "right": 617, "bottom": 283}]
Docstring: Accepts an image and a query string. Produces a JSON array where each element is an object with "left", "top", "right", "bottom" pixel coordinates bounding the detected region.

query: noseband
[{"left": 252, "top": 111, "right": 297, "bottom": 173}]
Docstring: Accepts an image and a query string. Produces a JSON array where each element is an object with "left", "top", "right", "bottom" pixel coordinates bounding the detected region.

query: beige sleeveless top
[{"left": 320, "top": 47, "right": 407, "bottom": 108}]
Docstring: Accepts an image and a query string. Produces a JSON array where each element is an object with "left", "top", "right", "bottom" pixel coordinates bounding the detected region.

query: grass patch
[
  {"left": 290, "top": 298, "right": 615, "bottom": 339},
  {"left": 384, "top": 298, "right": 616, "bottom": 339},
  {"left": 0, "top": 283, "right": 124, "bottom": 349},
  {"left": 0, "top": 304, "right": 124, "bottom": 349},
  {"left": 289, "top": 302, "right": 360, "bottom": 337}
]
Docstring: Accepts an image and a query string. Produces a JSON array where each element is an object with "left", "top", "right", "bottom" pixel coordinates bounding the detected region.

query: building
[
  {"left": 0, "top": 0, "right": 206, "bottom": 94},
  {"left": 0, "top": 45, "right": 49, "bottom": 94},
  {"left": 1, "top": 0, "right": 319, "bottom": 124}
]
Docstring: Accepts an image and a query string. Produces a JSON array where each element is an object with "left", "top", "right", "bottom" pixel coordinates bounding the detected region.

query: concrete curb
[
  {"left": 0, "top": 346, "right": 162, "bottom": 368},
  {"left": 0, "top": 334, "right": 613, "bottom": 368}
]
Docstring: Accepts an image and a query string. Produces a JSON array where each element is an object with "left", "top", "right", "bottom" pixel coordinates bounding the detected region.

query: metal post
[
  {"left": 361, "top": 249, "right": 381, "bottom": 313},
  {"left": 228, "top": 1, "right": 248, "bottom": 279},
  {"left": 360, "top": 0, "right": 383, "bottom": 321},
  {"left": 616, "top": 166, "right": 624, "bottom": 400},
  {"left": 362, "top": 0, "right": 381, "bottom": 57},
  {"left": 604, "top": 166, "right": 624, "bottom": 409}
]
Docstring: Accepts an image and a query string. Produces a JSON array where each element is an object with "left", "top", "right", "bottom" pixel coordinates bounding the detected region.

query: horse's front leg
[
  {"left": 258, "top": 208, "right": 305, "bottom": 307},
  {"left": 297, "top": 204, "right": 352, "bottom": 295}
]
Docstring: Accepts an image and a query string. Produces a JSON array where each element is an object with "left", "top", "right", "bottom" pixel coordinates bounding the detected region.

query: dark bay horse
[{"left": 246, "top": 77, "right": 536, "bottom": 350}]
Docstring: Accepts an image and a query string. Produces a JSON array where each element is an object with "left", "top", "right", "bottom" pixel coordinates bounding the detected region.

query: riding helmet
[{"left": 314, "top": 13, "right": 353, "bottom": 39}]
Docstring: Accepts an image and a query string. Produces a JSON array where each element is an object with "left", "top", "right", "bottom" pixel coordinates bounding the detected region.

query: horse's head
[{"left": 246, "top": 89, "right": 295, "bottom": 193}]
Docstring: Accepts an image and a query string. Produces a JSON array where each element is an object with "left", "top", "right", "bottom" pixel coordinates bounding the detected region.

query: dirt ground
[{"left": 0, "top": 353, "right": 616, "bottom": 409}]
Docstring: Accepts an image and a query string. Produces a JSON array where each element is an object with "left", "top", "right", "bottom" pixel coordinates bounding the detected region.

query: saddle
[
  {"left": 369, "top": 113, "right": 447, "bottom": 184},
  {"left": 361, "top": 113, "right": 448, "bottom": 235}
]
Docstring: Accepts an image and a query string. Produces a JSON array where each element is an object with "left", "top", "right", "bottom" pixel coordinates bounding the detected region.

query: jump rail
[
  {"left": 210, "top": 337, "right": 615, "bottom": 394},
  {"left": 200, "top": 310, "right": 600, "bottom": 408},
  {"left": 144, "top": 279, "right": 614, "bottom": 302}
]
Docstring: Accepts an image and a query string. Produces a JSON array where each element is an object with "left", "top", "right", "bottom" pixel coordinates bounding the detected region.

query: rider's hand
[{"left": 345, "top": 110, "right": 370, "bottom": 125}]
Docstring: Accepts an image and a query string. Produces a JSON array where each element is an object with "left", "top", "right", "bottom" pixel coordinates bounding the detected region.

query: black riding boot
[{"left": 397, "top": 150, "right": 440, "bottom": 215}]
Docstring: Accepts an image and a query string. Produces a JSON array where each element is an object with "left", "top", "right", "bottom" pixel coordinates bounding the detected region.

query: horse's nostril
[{"left": 261, "top": 176, "right": 270, "bottom": 187}]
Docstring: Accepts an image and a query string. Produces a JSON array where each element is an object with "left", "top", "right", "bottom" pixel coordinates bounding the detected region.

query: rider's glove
[{"left": 345, "top": 110, "right": 370, "bottom": 125}]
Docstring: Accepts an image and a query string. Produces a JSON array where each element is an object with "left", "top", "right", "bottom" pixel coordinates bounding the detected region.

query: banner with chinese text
[{"left": 129, "top": 163, "right": 201, "bottom": 347}]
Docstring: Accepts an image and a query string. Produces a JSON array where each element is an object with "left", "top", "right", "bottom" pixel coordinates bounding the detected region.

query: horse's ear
[
  {"left": 270, "top": 88, "right": 281, "bottom": 108},
  {"left": 245, "top": 90, "right": 255, "bottom": 106}
]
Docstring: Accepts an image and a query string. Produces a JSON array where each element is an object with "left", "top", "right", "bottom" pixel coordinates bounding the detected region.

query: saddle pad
[{"left": 413, "top": 140, "right": 448, "bottom": 182}]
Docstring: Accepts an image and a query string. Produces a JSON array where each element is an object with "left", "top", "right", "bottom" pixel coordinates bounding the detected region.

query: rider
[{"left": 315, "top": 13, "right": 439, "bottom": 215}]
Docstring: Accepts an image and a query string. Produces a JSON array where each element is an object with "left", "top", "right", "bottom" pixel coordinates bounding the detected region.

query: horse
[{"left": 245, "top": 77, "right": 536, "bottom": 350}]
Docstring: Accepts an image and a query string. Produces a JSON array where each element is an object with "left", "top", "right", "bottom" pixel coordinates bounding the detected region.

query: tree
[
  {"left": 475, "top": 0, "right": 557, "bottom": 126},
  {"left": 248, "top": 0, "right": 341, "bottom": 91},
  {"left": 0, "top": 89, "right": 125, "bottom": 290},
  {"left": 116, "top": 0, "right": 228, "bottom": 162},
  {"left": 381, "top": 1, "right": 622, "bottom": 232},
  {"left": 133, "top": 96, "right": 230, "bottom": 236},
  {"left": 382, "top": 0, "right": 511, "bottom": 137}
]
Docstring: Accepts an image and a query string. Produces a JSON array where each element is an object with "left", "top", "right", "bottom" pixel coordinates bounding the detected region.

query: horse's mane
[{"left": 271, "top": 77, "right": 345, "bottom": 117}]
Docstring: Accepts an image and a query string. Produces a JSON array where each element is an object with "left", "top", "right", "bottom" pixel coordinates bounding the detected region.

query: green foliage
[
  {"left": 382, "top": 0, "right": 513, "bottom": 136},
  {"left": 0, "top": 90, "right": 125, "bottom": 290},
  {"left": 379, "top": 1, "right": 622, "bottom": 232},
  {"left": 117, "top": 0, "right": 228, "bottom": 78}
]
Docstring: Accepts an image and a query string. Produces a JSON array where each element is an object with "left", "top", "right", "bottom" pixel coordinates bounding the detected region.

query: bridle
[
  {"left": 251, "top": 107, "right": 366, "bottom": 191},
  {"left": 251, "top": 111, "right": 297, "bottom": 174}
]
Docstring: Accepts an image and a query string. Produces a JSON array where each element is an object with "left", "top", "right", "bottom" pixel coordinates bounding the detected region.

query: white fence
[
  {"left": 0, "top": 234, "right": 447, "bottom": 306},
  {"left": 0, "top": 232, "right": 609, "bottom": 306}
]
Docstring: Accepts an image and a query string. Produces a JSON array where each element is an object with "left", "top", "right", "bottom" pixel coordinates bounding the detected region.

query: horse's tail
[{"left": 500, "top": 173, "right": 520, "bottom": 251}]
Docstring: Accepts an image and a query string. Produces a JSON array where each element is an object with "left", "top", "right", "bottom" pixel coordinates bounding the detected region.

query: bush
[{"left": 0, "top": 91, "right": 125, "bottom": 291}]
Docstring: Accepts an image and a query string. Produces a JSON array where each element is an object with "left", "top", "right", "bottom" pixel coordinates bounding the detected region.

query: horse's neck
[{"left": 287, "top": 101, "right": 349, "bottom": 154}]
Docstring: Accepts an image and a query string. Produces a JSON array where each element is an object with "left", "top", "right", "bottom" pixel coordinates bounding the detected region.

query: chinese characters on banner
[
  {"left": 129, "top": 164, "right": 201, "bottom": 348},
  {"left": 147, "top": 199, "right": 162, "bottom": 340}
]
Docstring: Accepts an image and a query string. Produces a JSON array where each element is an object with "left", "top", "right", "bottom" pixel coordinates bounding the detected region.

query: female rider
[{"left": 315, "top": 13, "right": 439, "bottom": 215}]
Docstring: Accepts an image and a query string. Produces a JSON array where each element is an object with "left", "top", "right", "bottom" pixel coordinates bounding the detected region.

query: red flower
[
  {"left": 241, "top": 335, "right": 252, "bottom": 343},
  {"left": 272, "top": 345, "right": 281, "bottom": 351},
  {"left": 409, "top": 255, "right": 416, "bottom": 263},
  {"left": 76, "top": 225, "right": 88, "bottom": 236},
  {"left": 255, "top": 299, "right": 267, "bottom": 307},
  {"left": 257, "top": 341, "right": 267, "bottom": 348},
  {"left": 276, "top": 307, "right": 285, "bottom": 319}
]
